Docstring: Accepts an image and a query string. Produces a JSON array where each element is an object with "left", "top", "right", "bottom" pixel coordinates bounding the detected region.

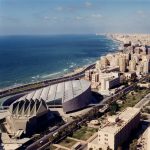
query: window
[
  {"left": 104, "top": 134, "right": 108, "bottom": 137},
  {"left": 105, "top": 138, "right": 108, "bottom": 141}
]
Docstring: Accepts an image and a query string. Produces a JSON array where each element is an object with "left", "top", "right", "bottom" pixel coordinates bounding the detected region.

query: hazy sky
[{"left": 0, "top": 0, "right": 150, "bottom": 35}]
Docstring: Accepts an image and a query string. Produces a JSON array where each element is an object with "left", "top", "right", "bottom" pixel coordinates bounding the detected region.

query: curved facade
[
  {"left": 62, "top": 84, "right": 91, "bottom": 113},
  {"left": 4, "top": 79, "right": 91, "bottom": 113}
]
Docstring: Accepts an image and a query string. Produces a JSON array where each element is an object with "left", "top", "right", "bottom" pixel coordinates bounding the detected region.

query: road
[
  {"left": 134, "top": 93, "right": 150, "bottom": 109},
  {"left": 11, "top": 75, "right": 150, "bottom": 150},
  {"left": 24, "top": 84, "right": 135, "bottom": 150},
  {"left": 24, "top": 122, "right": 73, "bottom": 150},
  {"left": 22, "top": 74, "right": 150, "bottom": 150},
  {"left": 9, "top": 75, "right": 148, "bottom": 150},
  {"left": 0, "top": 63, "right": 95, "bottom": 99}
]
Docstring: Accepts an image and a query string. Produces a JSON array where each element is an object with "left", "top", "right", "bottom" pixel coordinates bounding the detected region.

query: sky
[{"left": 0, "top": 0, "right": 150, "bottom": 35}]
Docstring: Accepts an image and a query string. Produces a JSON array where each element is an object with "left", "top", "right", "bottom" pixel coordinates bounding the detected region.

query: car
[{"left": 39, "top": 140, "right": 43, "bottom": 144}]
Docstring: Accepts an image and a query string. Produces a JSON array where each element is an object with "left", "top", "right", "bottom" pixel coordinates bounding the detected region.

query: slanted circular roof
[{"left": 16, "top": 79, "right": 91, "bottom": 104}]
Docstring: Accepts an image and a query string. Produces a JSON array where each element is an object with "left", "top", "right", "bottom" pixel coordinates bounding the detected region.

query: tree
[
  {"left": 107, "top": 146, "right": 113, "bottom": 150},
  {"left": 109, "top": 102, "right": 119, "bottom": 115},
  {"left": 129, "top": 139, "right": 137, "bottom": 150},
  {"left": 117, "top": 146, "right": 122, "bottom": 150},
  {"left": 132, "top": 96, "right": 136, "bottom": 101}
]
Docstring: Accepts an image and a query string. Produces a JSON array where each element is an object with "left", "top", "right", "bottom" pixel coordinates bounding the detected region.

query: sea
[{"left": 0, "top": 34, "right": 120, "bottom": 89}]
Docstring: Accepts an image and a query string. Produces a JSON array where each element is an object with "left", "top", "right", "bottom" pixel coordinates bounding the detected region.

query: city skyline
[{"left": 0, "top": 0, "right": 150, "bottom": 35}]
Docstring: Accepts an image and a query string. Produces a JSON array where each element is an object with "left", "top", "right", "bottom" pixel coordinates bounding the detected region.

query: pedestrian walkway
[
  {"left": 68, "top": 137, "right": 86, "bottom": 143},
  {"left": 53, "top": 144, "right": 70, "bottom": 150},
  {"left": 134, "top": 93, "right": 150, "bottom": 109},
  {"left": 86, "top": 132, "right": 98, "bottom": 143}
]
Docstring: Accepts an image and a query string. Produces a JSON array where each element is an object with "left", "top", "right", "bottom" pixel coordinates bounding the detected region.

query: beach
[{"left": 0, "top": 34, "right": 119, "bottom": 89}]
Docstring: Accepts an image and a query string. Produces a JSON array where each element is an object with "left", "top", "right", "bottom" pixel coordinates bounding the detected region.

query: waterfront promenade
[{"left": 0, "top": 63, "right": 95, "bottom": 99}]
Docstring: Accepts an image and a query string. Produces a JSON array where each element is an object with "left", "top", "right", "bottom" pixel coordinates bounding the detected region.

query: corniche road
[{"left": 0, "top": 63, "right": 95, "bottom": 99}]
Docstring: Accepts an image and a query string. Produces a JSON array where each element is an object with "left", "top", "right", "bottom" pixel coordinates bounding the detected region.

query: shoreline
[
  {"left": 106, "top": 34, "right": 124, "bottom": 49},
  {"left": 0, "top": 35, "right": 120, "bottom": 93},
  {"left": 0, "top": 62, "right": 95, "bottom": 92}
]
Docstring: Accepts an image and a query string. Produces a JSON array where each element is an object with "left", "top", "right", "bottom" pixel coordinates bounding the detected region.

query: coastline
[
  {"left": 0, "top": 35, "right": 120, "bottom": 92},
  {"left": 106, "top": 34, "right": 124, "bottom": 50},
  {"left": 0, "top": 62, "right": 94, "bottom": 92}
]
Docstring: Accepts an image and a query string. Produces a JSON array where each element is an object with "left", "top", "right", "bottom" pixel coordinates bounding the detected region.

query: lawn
[
  {"left": 49, "top": 145, "right": 57, "bottom": 150},
  {"left": 58, "top": 138, "right": 77, "bottom": 148},
  {"left": 147, "top": 101, "right": 150, "bottom": 106},
  {"left": 119, "top": 88, "right": 150, "bottom": 110},
  {"left": 72, "top": 126, "right": 97, "bottom": 141}
]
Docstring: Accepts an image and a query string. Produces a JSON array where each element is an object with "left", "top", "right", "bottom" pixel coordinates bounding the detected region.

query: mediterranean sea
[{"left": 0, "top": 34, "right": 119, "bottom": 89}]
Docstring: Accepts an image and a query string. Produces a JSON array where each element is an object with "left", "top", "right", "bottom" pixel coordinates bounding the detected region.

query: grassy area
[
  {"left": 47, "top": 146, "right": 66, "bottom": 150},
  {"left": 147, "top": 101, "right": 150, "bottom": 106},
  {"left": 142, "top": 102, "right": 150, "bottom": 114},
  {"left": 119, "top": 88, "right": 150, "bottom": 111},
  {"left": 49, "top": 145, "right": 57, "bottom": 150},
  {"left": 58, "top": 138, "right": 77, "bottom": 148},
  {"left": 72, "top": 126, "right": 97, "bottom": 141}
]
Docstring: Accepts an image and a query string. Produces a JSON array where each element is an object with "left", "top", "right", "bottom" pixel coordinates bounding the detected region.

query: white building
[
  {"left": 143, "top": 58, "right": 150, "bottom": 74},
  {"left": 99, "top": 72, "right": 120, "bottom": 95},
  {"left": 88, "top": 107, "right": 140, "bottom": 150}
]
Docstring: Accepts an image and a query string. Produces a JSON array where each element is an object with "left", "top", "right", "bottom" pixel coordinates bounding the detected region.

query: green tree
[
  {"left": 117, "top": 146, "right": 122, "bottom": 150},
  {"left": 109, "top": 102, "right": 119, "bottom": 115},
  {"left": 107, "top": 146, "right": 113, "bottom": 150},
  {"left": 129, "top": 139, "right": 137, "bottom": 150}
]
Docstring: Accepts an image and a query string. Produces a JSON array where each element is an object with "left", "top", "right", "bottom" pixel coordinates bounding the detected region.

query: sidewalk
[{"left": 134, "top": 93, "right": 150, "bottom": 109}]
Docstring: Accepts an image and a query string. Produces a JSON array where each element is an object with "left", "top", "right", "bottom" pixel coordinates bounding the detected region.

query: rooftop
[
  {"left": 99, "top": 107, "right": 140, "bottom": 135},
  {"left": 17, "top": 79, "right": 91, "bottom": 103}
]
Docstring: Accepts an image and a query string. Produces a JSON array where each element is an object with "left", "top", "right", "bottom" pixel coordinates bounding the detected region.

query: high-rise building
[
  {"left": 85, "top": 69, "right": 94, "bottom": 80},
  {"left": 124, "top": 53, "right": 130, "bottom": 66},
  {"left": 136, "top": 63, "right": 143, "bottom": 74},
  {"left": 99, "top": 72, "right": 120, "bottom": 95},
  {"left": 119, "top": 56, "right": 126, "bottom": 72},
  {"left": 92, "top": 73, "right": 99, "bottom": 83},
  {"left": 114, "top": 55, "right": 120, "bottom": 66},
  {"left": 88, "top": 107, "right": 140, "bottom": 150},
  {"left": 143, "top": 59, "right": 150, "bottom": 74},
  {"left": 131, "top": 54, "right": 139, "bottom": 64},
  {"left": 129, "top": 59, "right": 136, "bottom": 72},
  {"left": 100, "top": 56, "right": 109, "bottom": 69},
  {"left": 95, "top": 60, "right": 101, "bottom": 70},
  {"left": 106, "top": 54, "right": 115, "bottom": 66}
]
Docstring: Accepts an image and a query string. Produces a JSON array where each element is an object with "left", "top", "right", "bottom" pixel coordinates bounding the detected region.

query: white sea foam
[
  {"left": 69, "top": 62, "right": 77, "bottom": 68},
  {"left": 12, "top": 83, "right": 23, "bottom": 88},
  {"left": 41, "top": 72, "right": 61, "bottom": 79},
  {"left": 63, "top": 68, "right": 68, "bottom": 72},
  {"left": 0, "top": 83, "right": 22, "bottom": 91},
  {"left": 1, "top": 35, "right": 121, "bottom": 90},
  {"left": 31, "top": 75, "right": 40, "bottom": 79}
]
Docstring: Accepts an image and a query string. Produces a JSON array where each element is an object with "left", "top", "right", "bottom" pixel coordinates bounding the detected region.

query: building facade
[{"left": 88, "top": 107, "right": 140, "bottom": 150}]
